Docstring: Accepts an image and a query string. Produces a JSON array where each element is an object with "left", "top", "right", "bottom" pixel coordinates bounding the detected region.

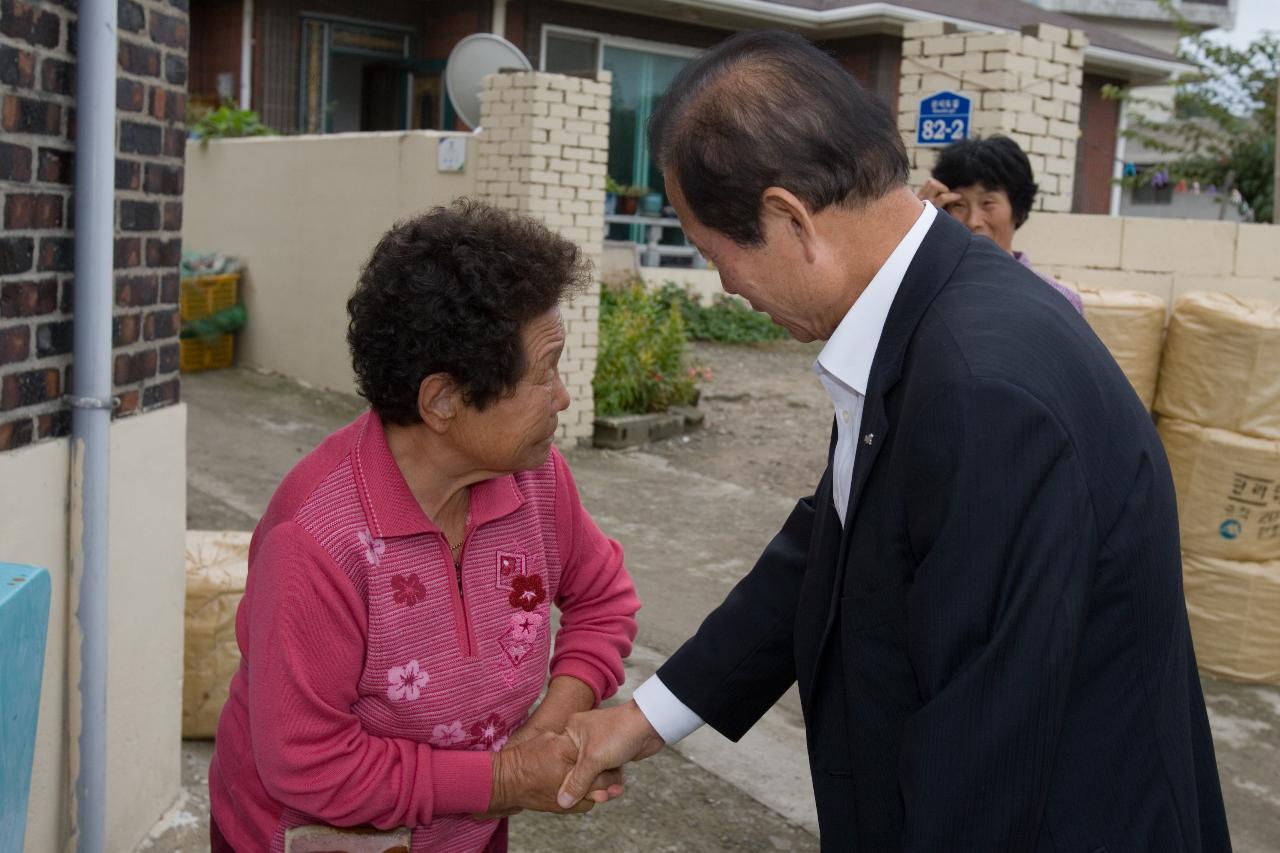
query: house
[
  {"left": 189, "top": 0, "right": 1198, "bottom": 218},
  {"left": 1023, "top": 0, "right": 1242, "bottom": 219}
]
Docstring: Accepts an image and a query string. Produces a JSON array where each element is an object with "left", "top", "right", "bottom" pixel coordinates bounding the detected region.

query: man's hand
[
  {"left": 917, "top": 177, "right": 961, "bottom": 210},
  {"left": 501, "top": 676, "right": 622, "bottom": 809},
  {"left": 476, "top": 731, "right": 624, "bottom": 821},
  {"left": 556, "top": 700, "right": 665, "bottom": 809}
]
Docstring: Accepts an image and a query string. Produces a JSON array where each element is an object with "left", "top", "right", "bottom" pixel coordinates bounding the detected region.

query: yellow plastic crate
[
  {"left": 180, "top": 335, "right": 235, "bottom": 372},
  {"left": 180, "top": 273, "right": 239, "bottom": 321}
]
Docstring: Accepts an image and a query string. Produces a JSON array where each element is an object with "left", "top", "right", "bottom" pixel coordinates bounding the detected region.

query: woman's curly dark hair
[
  {"left": 347, "top": 199, "right": 590, "bottom": 424},
  {"left": 931, "top": 135, "right": 1039, "bottom": 229}
]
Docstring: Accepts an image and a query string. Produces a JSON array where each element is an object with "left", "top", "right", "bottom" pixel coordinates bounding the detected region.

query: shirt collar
[
  {"left": 352, "top": 411, "right": 525, "bottom": 538},
  {"left": 814, "top": 200, "right": 936, "bottom": 396}
]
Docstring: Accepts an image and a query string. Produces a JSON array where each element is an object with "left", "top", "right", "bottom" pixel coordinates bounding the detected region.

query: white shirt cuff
[{"left": 632, "top": 674, "right": 705, "bottom": 745}]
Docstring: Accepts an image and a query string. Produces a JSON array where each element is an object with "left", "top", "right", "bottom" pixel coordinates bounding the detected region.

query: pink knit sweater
[{"left": 209, "top": 412, "right": 639, "bottom": 852}]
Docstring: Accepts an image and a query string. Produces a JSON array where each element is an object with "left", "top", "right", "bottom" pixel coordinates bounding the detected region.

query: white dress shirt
[{"left": 634, "top": 201, "right": 938, "bottom": 745}]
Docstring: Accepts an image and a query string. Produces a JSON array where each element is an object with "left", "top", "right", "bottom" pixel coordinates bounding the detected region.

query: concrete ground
[{"left": 142, "top": 342, "right": 1280, "bottom": 851}]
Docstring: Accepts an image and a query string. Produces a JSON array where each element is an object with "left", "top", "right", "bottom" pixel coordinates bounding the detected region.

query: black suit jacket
[{"left": 658, "top": 213, "right": 1231, "bottom": 852}]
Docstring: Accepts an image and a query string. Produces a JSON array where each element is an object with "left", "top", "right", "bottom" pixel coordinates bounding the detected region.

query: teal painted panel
[{"left": 0, "top": 564, "right": 51, "bottom": 853}]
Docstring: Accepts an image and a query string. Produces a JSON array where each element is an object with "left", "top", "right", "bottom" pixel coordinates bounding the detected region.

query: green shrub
[
  {"left": 594, "top": 285, "right": 699, "bottom": 417},
  {"left": 652, "top": 283, "right": 788, "bottom": 343},
  {"left": 189, "top": 103, "right": 274, "bottom": 144}
]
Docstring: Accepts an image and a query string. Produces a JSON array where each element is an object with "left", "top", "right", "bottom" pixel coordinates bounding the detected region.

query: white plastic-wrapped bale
[
  {"left": 1079, "top": 288, "right": 1166, "bottom": 411},
  {"left": 1155, "top": 292, "right": 1280, "bottom": 439},
  {"left": 1159, "top": 418, "right": 1280, "bottom": 562},
  {"left": 183, "top": 530, "right": 252, "bottom": 738},
  {"left": 1182, "top": 552, "right": 1280, "bottom": 685}
]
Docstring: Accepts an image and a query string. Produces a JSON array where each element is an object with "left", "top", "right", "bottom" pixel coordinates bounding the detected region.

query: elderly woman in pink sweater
[{"left": 209, "top": 200, "right": 640, "bottom": 852}]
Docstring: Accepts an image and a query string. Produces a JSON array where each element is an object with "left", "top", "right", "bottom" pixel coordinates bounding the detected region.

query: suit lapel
[
  {"left": 810, "top": 212, "right": 975, "bottom": 664},
  {"left": 818, "top": 392, "right": 888, "bottom": 644}
]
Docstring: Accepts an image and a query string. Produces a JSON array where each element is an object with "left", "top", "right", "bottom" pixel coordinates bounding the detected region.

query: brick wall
[
  {"left": 188, "top": 0, "right": 241, "bottom": 107},
  {"left": 1073, "top": 72, "right": 1123, "bottom": 215},
  {"left": 0, "top": 0, "right": 188, "bottom": 452},
  {"left": 475, "top": 70, "right": 610, "bottom": 444},
  {"left": 898, "top": 21, "right": 1087, "bottom": 214}
]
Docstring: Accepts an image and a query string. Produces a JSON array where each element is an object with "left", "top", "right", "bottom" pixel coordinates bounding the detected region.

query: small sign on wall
[
  {"left": 437, "top": 136, "right": 466, "bottom": 172},
  {"left": 917, "top": 91, "right": 971, "bottom": 146}
]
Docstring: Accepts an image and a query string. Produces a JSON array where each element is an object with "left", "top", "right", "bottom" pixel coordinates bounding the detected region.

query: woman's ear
[
  {"left": 760, "top": 186, "right": 819, "bottom": 263},
  {"left": 417, "top": 373, "right": 458, "bottom": 433}
]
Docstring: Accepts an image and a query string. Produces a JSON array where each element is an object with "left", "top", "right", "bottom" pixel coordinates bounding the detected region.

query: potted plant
[
  {"left": 605, "top": 176, "right": 622, "bottom": 216},
  {"left": 617, "top": 184, "right": 648, "bottom": 215},
  {"left": 641, "top": 190, "right": 664, "bottom": 217}
]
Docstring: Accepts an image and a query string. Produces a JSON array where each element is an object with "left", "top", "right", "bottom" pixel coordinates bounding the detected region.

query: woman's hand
[
  {"left": 472, "top": 677, "right": 624, "bottom": 821},
  {"left": 506, "top": 676, "right": 597, "bottom": 748},
  {"left": 918, "top": 177, "right": 961, "bottom": 210},
  {"left": 474, "top": 731, "right": 624, "bottom": 820}
]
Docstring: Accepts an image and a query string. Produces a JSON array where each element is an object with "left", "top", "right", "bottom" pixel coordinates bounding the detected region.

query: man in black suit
[{"left": 555, "top": 31, "right": 1230, "bottom": 851}]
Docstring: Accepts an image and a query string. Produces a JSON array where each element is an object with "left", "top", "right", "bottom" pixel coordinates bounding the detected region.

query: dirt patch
[{"left": 646, "top": 340, "right": 832, "bottom": 500}]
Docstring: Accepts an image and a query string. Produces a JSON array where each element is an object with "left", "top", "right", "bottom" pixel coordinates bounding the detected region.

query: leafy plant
[
  {"left": 188, "top": 103, "right": 275, "bottom": 145},
  {"left": 620, "top": 184, "right": 650, "bottom": 198},
  {"left": 1104, "top": 1, "right": 1277, "bottom": 222},
  {"left": 652, "top": 283, "right": 788, "bottom": 344},
  {"left": 605, "top": 175, "right": 623, "bottom": 194},
  {"left": 594, "top": 285, "right": 699, "bottom": 416}
]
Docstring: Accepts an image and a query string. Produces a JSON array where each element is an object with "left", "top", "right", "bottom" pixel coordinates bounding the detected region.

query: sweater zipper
[{"left": 443, "top": 531, "right": 477, "bottom": 658}]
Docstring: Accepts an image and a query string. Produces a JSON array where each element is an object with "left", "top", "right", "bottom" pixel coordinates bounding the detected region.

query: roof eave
[
  {"left": 618, "top": 0, "right": 1186, "bottom": 82},
  {"left": 1082, "top": 45, "right": 1195, "bottom": 85}
]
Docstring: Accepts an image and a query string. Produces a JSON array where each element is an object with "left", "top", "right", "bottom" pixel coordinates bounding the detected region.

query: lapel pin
[{"left": 863, "top": 433, "right": 874, "bottom": 446}]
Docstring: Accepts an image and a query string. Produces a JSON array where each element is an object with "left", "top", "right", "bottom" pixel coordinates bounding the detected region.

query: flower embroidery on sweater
[
  {"left": 390, "top": 573, "right": 426, "bottom": 607},
  {"left": 469, "top": 714, "right": 508, "bottom": 751},
  {"left": 509, "top": 611, "right": 543, "bottom": 643},
  {"left": 357, "top": 529, "right": 385, "bottom": 566},
  {"left": 386, "top": 659, "right": 428, "bottom": 702},
  {"left": 430, "top": 720, "right": 468, "bottom": 747},
  {"left": 509, "top": 573, "right": 546, "bottom": 612}
]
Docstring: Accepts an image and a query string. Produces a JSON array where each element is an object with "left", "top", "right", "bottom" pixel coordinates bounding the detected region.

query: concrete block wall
[
  {"left": 1015, "top": 214, "right": 1280, "bottom": 307},
  {"left": 476, "top": 70, "right": 610, "bottom": 444},
  {"left": 899, "top": 21, "right": 1086, "bottom": 214}
]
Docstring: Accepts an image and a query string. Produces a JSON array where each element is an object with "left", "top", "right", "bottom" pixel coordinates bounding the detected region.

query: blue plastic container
[{"left": 0, "top": 564, "right": 51, "bottom": 852}]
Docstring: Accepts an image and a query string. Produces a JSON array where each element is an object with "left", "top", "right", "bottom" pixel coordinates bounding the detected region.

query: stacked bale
[
  {"left": 183, "top": 530, "right": 252, "bottom": 738},
  {"left": 1079, "top": 288, "right": 1167, "bottom": 411},
  {"left": 1155, "top": 292, "right": 1280, "bottom": 684}
]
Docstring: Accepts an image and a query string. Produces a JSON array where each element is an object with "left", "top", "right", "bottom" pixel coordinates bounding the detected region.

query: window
[
  {"left": 545, "top": 32, "right": 598, "bottom": 76},
  {"left": 542, "top": 27, "right": 698, "bottom": 247}
]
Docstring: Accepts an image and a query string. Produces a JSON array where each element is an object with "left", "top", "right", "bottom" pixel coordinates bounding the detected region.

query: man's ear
[
  {"left": 760, "top": 186, "right": 818, "bottom": 263},
  {"left": 418, "top": 373, "right": 459, "bottom": 433}
]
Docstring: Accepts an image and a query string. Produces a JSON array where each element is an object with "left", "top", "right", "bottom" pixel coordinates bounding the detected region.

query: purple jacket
[{"left": 1014, "top": 251, "right": 1084, "bottom": 315}]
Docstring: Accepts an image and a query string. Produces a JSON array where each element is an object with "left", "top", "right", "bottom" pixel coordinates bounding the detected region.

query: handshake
[{"left": 476, "top": 699, "right": 667, "bottom": 820}]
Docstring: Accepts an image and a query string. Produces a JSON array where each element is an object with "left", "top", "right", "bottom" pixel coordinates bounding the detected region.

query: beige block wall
[
  {"left": 638, "top": 268, "right": 725, "bottom": 306},
  {"left": 475, "top": 71, "right": 611, "bottom": 444},
  {"left": 900, "top": 21, "right": 1086, "bottom": 214},
  {"left": 1014, "top": 213, "right": 1280, "bottom": 307},
  {"left": 183, "top": 132, "right": 479, "bottom": 396},
  {"left": 0, "top": 404, "right": 187, "bottom": 853}
]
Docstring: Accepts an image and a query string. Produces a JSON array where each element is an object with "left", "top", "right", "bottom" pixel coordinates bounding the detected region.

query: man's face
[
  {"left": 942, "top": 183, "right": 1016, "bottom": 253},
  {"left": 667, "top": 178, "right": 822, "bottom": 342}
]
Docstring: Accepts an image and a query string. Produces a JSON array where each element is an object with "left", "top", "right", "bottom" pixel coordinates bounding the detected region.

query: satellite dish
[{"left": 444, "top": 33, "right": 533, "bottom": 129}]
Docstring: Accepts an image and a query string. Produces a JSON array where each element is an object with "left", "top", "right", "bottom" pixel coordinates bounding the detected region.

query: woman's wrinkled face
[
  {"left": 454, "top": 307, "right": 570, "bottom": 473},
  {"left": 943, "top": 184, "right": 1017, "bottom": 253}
]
